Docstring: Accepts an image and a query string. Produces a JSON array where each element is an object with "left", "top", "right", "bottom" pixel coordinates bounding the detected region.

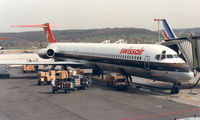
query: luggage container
[
  {"left": 23, "top": 65, "right": 36, "bottom": 73},
  {"left": 38, "top": 71, "right": 55, "bottom": 85}
]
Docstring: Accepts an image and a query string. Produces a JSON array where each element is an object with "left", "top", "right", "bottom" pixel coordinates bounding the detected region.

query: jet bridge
[
  {"left": 163, "top": 36, "right": 200, "bottom": 71},
  {"left": 186, "top": 36, "right": 200, "bottom": 71}
]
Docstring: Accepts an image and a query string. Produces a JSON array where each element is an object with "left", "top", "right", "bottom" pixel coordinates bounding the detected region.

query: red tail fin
[
  {"left": 43, "top": 23, "right": 56, "bottom": 43},
  {"left": 11, "top": 22, "right": 56, "bottom": 43}
]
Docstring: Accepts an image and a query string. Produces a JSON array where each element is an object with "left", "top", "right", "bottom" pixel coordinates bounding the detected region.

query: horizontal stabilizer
[
  {"left": 0, "top": 61, "right": 83, "bottom": 65},
  {"left": 11, "top": 23, "right": 66, "bottom": 28},
  {"left": 11, "top": 23, "right": 66, "bottom": 43},
  {"left": 0, "top": 38, "right": 10, "bottom": 40}
]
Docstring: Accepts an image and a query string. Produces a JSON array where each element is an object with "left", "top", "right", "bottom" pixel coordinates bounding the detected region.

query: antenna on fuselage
[{"left": 101, "top": 40, "right": 110, "bottom": 44}]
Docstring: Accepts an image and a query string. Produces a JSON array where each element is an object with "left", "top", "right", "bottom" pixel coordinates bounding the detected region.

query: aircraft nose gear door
[{"left": 144, "top": 56, "right": 150, "bottom": 70}]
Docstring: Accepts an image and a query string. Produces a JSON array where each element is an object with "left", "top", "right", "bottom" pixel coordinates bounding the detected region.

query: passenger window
[{"left": 162, "top": 50, "right": 166, "bottom": 54}]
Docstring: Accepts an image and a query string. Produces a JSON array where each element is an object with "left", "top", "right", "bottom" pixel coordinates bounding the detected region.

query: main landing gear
[
  {"left": 170, "top": 83, "right": 180, "bottom": 94},
  {"left": 126, "top": 75, "right": 132, "bottom": 86}
]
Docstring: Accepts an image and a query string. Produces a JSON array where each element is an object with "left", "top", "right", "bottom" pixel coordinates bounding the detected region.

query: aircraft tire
[{"left": 170, "top": 87, "right": 179, "bottom": 94}]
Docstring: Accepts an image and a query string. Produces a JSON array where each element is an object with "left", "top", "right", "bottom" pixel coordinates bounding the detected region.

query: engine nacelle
[{"left": 37, "top": 48, "right": 55, "bottom": 59}]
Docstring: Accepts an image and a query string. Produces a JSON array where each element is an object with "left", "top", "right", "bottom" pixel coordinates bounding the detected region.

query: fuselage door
[{"left": 144, "top": 56, "right": 150, "bottom": 70}]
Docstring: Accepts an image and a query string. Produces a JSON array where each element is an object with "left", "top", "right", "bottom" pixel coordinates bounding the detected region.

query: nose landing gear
[{"left": 170, "top": 83, "right": 180, "bottom": 94}]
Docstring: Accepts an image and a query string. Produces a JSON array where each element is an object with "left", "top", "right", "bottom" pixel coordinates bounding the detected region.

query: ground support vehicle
[
  {"left": 52, "top": 79, "right": 71, "bottom": 94},
  {"left": 51, "top": 68, "right": 92, "bottom": 93},
  {"left": 67, "top": 74, "right": 90, "bottom": 91},
  {"left": 0, "top": 65, "right": 10, "bottom": 78},
  {"left": 106, "top": 74, "right": 128, "bottom": 90},
  {"left": 75, "top": 68, "right": 93, "bottom": 87},
  {"left": 52, "top": 70, "right": 70, "bottom": 94}
]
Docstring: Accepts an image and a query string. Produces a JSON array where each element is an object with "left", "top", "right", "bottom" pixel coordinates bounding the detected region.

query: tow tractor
[
  {"left": 106, "top": 74, "right": 128, "bottom": 90},
  {"left": 68, "top": 74, "right": 90, "bottom": 91}
]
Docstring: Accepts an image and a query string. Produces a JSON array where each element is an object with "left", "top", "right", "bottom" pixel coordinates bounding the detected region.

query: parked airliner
[{"left": 11, "top": 23, "right": 195, "bottom": 94}]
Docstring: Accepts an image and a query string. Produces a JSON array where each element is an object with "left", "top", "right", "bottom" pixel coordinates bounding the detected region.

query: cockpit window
[
  {"left": 161, "top": 55, "right": 166, "bottom": 60},
  {"left": 167, "top": 54, "right": 173, "bottom": 58},
  {"left": 173, "top": 54, "right": 178, "bottom": 58},
  {"left": 162, "top": 50, "right": 166, "bottom": 54},
  {"left": 155, "top": 55, "right": 160, "bottom": 60}
]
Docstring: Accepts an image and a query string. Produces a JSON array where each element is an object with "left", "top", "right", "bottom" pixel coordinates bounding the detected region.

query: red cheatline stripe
[
  {"left": 152, "top": 74, "right": 162, "bottom": 77},
  {"left": 122, "top": 108, "right": 200, "bottom": 120}
]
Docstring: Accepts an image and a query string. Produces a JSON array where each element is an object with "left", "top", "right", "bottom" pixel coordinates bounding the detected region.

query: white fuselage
[{"left": 38, "top": 43, "right": 194, "bottom": 83}]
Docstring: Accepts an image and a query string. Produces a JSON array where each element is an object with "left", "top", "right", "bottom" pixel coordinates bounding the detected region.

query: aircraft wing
[{"left": 0, "top": 61, "right": 83, "bottom": 65}]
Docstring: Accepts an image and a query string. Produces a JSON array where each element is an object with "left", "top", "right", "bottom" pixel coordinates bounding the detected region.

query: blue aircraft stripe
[{"left": 163, "top": 19, "right": 175, "bottom": 38}]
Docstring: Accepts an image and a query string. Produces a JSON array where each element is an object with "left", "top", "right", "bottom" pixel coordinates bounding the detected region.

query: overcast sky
[{"left": 0, "top": 0, "right": 200, "bottom": 32}]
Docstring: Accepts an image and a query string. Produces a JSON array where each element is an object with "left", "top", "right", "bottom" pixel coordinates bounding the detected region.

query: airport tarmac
[{"left": 0, "top": 67, "right": 200, "bottom": 120}]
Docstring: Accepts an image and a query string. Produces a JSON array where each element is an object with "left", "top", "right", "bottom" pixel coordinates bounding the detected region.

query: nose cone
[{"left": 180, "top": 71, "right": 194, "bottom": 82}]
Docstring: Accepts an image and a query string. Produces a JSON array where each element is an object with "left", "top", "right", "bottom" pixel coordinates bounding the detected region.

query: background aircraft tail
[
  {"left": 11, "top": 23, "right": 59, "bottom": 43},
  {"left": 161, "top": 19, "right": 177, "bottom": 39}
]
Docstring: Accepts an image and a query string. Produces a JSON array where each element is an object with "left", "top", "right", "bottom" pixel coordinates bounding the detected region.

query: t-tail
[
  {"left": 161, "top": 19, "right": 177, "bottom": 39},
  {"left": 11, "top": 23, "right": 57, "bottom": 43}
]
